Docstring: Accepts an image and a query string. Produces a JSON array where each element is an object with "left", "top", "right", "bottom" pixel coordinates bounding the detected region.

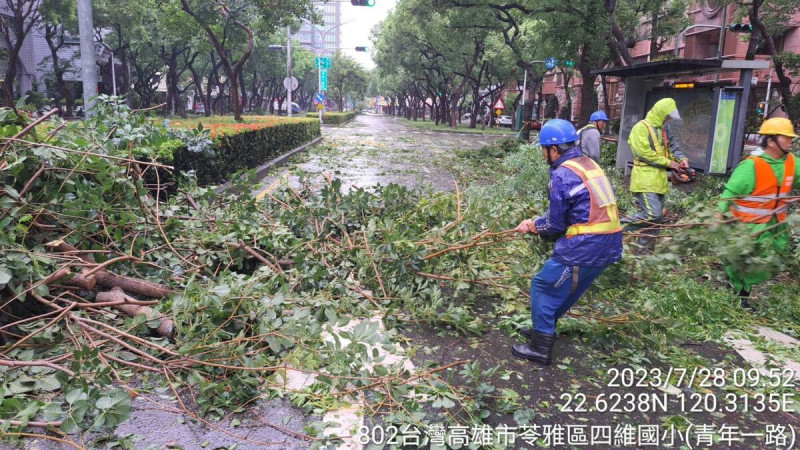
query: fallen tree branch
[
  {"left": 0, "top": 108, "right": 59, "bottom": 154},
  {"left": 0, "top": 358, "right": 75, "bottom": 377},
  {"left": 48, "top": 242, "right": 171, "bottom": 298},
  {"left": 0, "top": 432, "right": 81, "bottom": 450},
  {"left": 81, "top": 255, "right": 140, "bottom": 278},
  {"left": 0, "top": 137, "right": 175, "bottom": 169},
  {"left": 236, "top": 240, "right": 283, "bottom": 274},
  {"left": 0, "top": 419, "right": 63, "bottom": 427},
  {"left": 96, "top": 288, "right": 175, "bottom": 338}
]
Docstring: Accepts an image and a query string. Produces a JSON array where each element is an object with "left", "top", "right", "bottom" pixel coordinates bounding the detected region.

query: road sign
[
  {"left": 317, "top": 103, "right": 324, "bottom": 110},
  {"left": 320, "top": 69, "right": 328, "bottom": 91},
  {"left": 494, "top": 108, "right": 503, "bottom": 116},
  {"left": 314, "top": 93, "right": 326, "bottom": 105},
  {"left": 545, "top": 57, "right": 557, "bottom": 70},
  {"left": 492, "top": 97, "right": 505, "bottom": 110},
  {"left": 283, "top": 76, "right": 298, "bottom": 91},
  {"left": 315, "top": 57, "right": 331, "bottom": 69}
]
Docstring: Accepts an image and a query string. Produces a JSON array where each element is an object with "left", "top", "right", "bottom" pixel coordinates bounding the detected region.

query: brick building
[{"left": 536, "top": 1, "right": 800, "bottom": 124}]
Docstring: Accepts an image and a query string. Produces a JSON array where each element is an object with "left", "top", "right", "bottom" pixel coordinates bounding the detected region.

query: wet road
[{"left": 256, "top": 114, "right": 507, "bottom": 194}]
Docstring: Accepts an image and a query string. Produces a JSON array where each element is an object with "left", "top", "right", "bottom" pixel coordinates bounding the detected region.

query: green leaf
[
  {"left": 36, "top": 375, "right": 61, "bottom": 392},
  {"left": 42, "top": 402, "right": 63, "bottom": 421},
  {"left": 66, "top": 388, "right": 88, "bottom": 404},
  {"left": 0, "top": 266, "right": 12, "bottom": 286},
  {"left": 96, "top": 396, "right": 115, "bottom": 410}
]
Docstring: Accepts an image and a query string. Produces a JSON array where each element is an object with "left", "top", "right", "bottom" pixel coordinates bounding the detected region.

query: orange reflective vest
[
  {"left": 731, "top": 154, "right": 796, "bottom": 224},
  {"left": 561, "top": 157, "right": 623, "bottom": 237}
]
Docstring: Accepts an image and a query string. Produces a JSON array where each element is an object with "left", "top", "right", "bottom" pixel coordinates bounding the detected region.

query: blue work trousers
[{"left": 530, "top": 258, "right": 609, "bottom": 335}]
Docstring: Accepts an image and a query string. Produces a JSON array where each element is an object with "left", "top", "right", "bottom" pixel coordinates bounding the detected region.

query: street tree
[
  {"left": 0, "top": 0, "right": 41, "bottom": 103},
  {"left": 93, "top": 0, "right": 151, "bottom": 100},
  {"left": 176, "top": 0, "right": 316, "bottom": 120},
  {"left": 328, "top": 52, "right": 368, "bottom": 112},
  {"left": 728, "top": 0, "right": 800, "bottom": 124},
  {"left": 146, "top": 0, "right": 199, "bottom": 117},
  {"left": 39, "top": 0, "right": 79, "bottom": 116}
]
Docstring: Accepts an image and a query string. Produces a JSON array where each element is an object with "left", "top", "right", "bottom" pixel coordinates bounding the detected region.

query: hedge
[
  {"left": 304, "top": 111, "right": 358, "bottom": 125},
  {"left": 165, "top": 116, "right": 321, "bottom": 186}
]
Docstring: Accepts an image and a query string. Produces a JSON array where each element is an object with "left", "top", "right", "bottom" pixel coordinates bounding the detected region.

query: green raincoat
[
  {"left": 628, "top": 98, "right": 688, "bottom": 194},
  {"left": 718, "top": 150, "right": 800, "bottom": 292}
]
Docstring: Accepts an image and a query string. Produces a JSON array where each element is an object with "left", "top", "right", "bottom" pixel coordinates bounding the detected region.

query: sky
[{"left": 339, "top": 0, "right": 398, "bottom": 70}]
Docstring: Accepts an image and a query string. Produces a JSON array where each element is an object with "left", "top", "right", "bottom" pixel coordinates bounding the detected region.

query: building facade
[
  {"left": 536, "top": 1, "right": 800, "bottom": 124},
  {"left": 292, "top": 1, "right": 342, "bottom": 54},
  {"left": 1, "top": 3, "right": 119, "bottom": 104}
]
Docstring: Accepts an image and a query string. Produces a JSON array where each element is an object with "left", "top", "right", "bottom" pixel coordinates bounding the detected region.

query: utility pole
[
  {"left": 286, "top": 26, "right": 292, "bottom": 117},
  {"left": 77, "top": 0, "right": 98, "bottom": 116}
]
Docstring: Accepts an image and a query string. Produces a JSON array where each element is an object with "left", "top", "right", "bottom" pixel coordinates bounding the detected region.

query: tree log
[
  {"left": 48, "top": 241, "right": 170, "bottom": 298},
  {"left": 96, "top": 288, "right": 175, "bottom": 338}
]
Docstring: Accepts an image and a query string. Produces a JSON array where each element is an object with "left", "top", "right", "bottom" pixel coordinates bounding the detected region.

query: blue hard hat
[
  {"left": 538, "top": 119, "right": 579, "bottom": 146},
  {"left": 589, "top": 110, "right": 609, "bottom": 122}
]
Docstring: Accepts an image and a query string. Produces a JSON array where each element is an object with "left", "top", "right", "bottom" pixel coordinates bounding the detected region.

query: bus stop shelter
[{"left": 593, "top": 58, "right": 770, "bottom": 174}]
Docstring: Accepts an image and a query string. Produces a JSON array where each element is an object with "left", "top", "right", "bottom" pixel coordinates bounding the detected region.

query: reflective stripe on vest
[
  {"left": 634, "top": 121, "right": 669, "bottom": 167},
  {"left": 561, "top": 157, "right": 623, "bottom": 237},
  {"left": 731, "top": 154, "right": 796, "bottom": 224}
]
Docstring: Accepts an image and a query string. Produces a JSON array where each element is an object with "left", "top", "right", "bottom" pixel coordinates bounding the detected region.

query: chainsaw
[{"left": 670, "top": 167, "right": 697, "bottom": 184}]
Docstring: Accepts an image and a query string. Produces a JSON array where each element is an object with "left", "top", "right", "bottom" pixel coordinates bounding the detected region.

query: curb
[{"left": 215, "top": 135, "right": 324, "bottom": 194}]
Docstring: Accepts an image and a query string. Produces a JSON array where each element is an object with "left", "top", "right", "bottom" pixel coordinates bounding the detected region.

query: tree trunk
[
  {"left": 749, "top": 1, "right": 795, "bottom": 123},
  {"left": 1, "top": 1, "right": 41, "bottom": 102},
  {"left": 604, "top": 0, "right": 634, "bottom": 66},
  {"left": 449, "top": 92, "right": 460, "bottom": 129},
  {"left": 578, "top": 66, "right": 597, "bottom": 127},
  {"left": 238, "top": 69, "right": 247, "bottom": 113},
  {"left": 179, "top": 0, "right": 253, "bottom": 120},
  {"left": 521, "top": 78, "right": 538, "bottom": 141},
  {"left": 120, "top": 48, "right": 131, "bottom": 97},
  {"left": 44, "top": 24, "right": 74, "bottom": 116},
  {"left": 648, "top": 13, "right": 659, "bottom": 62},
  {"left": 165, "top": 52, "right": 179, "bottom": 116},
  {"left": 601, "top": 75, "right": 610, "bottom": 126}
]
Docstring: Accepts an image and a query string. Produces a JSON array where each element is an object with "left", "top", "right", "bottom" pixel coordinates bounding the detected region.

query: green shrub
[
  {"left": 170, "top": 119, "right": 321, "bottom": 185},
  {"left": 305, "top": 111, "right": 357, "bottom": 125}
]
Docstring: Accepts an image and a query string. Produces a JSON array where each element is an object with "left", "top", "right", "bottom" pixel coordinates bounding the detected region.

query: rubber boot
[
  {"left": 738, "top": 289, "right": 755, "bottom": 311},
  {"left": 520, "top": 328, "right": 557, "bottom": 339},
  {"left": 512, "top": 330, "right": 555, "bottom": 365}
]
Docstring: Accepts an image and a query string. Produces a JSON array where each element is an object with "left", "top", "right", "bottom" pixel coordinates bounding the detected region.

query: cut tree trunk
[
  {"left": 49, "top": 241, "right": 171, "bottom": 299},
  {"left": 96, "top": 288, "right": 174, "bottom": 338}
]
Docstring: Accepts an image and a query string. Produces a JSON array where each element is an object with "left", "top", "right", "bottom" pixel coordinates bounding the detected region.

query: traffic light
[
  {"left": 727, "top": 23, "right": 753, "bottom": 33},
  {"left": 355, "top": 46, "right": 370, "bottom": 52},
  {"left": 756, "top": 101, "right": 766, "bottom": 115},
  {"left": 565, "top": 60, "right": 575, "bottom": 68},
  {"left": 351, "top": 0, "right": 375, "bottom": 6}
]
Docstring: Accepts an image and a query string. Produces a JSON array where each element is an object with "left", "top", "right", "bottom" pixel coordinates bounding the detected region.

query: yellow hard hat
[{"left": 758, "top": 117, "right": 798, "bottom": 138}]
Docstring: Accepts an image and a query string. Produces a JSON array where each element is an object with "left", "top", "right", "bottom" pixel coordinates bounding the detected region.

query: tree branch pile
[{"left": 0, "top": 99, "right": 566, "bottom": 442}]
